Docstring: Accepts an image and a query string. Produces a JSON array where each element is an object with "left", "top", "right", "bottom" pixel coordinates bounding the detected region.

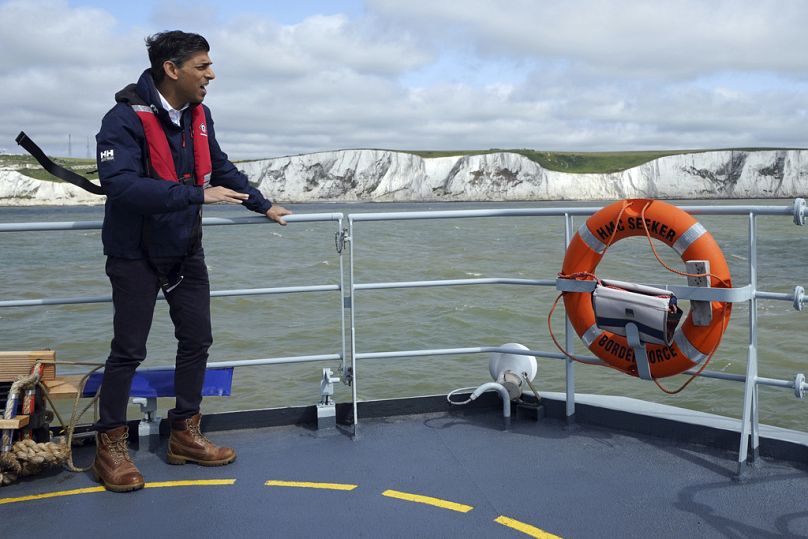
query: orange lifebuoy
[{"left": 561, "top": 199, "right": 732, "bottom": 379}]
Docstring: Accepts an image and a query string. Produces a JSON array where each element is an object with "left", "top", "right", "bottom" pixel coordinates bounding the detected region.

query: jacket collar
[
  {"left": 135, "top": 69, "right": 179, "bottom": 127},
  {"left": 116, "top": 69, "right": 200, "bottom": 129}
]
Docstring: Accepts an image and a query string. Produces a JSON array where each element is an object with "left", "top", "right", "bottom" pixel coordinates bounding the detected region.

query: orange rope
[
  {"left": 598, "top": 199, "right": 630, "bottom": 258},
  {"left": 639, "top": 201, "right": 731, "bottom": 288},
  {"left": 638, "top": 200, "right": 732, "bottom": 393},
  {"left": 652, "top": 308, "right": 730, "bottom": 394}
]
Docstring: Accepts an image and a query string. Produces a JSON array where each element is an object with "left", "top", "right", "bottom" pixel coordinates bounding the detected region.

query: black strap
[{"left": 15, "top": 131, "right": 104, "bottom": 195}]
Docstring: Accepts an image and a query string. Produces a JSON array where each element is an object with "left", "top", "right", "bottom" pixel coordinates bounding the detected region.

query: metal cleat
[
  {"left": 133, "top": 397, "right": 160, "bottom": 438},
  {"left": 317, "top": 368, "right": 340, "bottom": 429}
]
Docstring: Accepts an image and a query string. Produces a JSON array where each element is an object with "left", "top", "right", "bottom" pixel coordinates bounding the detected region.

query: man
[{"left": 92, "top": 30, "right": 290, "bottom": 492}]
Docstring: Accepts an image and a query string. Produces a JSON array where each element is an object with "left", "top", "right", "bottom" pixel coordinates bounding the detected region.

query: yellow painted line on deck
[
  {"left": 0, "top": 486, "right": 106, "bottom": 505},
  {"left": 382, "top": 489, "right": 473, "bottom": 513},
  {"left": 145, "top": 479, "right": 236, "bottom": 489},
  {"left": 0, "top": 479, "right": 236, "bottom": 505},
  {"left": 265, "top": 480, "right": 358, "bottom": 491},
  {"left": 495, "top": 515, "right": 563, "bottom": 539}
]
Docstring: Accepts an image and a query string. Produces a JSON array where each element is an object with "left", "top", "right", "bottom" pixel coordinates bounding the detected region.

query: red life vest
[{"left": 131, "top": 104, "right": 212, "bottom": 186}]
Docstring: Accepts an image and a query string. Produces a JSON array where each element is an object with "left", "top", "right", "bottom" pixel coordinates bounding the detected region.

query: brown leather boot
[
  {"left": 92, "top": 426, "right": 145, "bottom": 492},
  {"left": 167, "top": 413, "right": 236, "bottom": 466}
]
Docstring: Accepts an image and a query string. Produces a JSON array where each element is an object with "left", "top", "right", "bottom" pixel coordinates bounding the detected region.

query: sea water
[{"left": 0, "top": 200, "right": 806, "bottom": 431}]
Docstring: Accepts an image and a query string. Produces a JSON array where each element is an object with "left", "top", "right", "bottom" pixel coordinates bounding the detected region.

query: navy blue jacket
[{"left": 96, "top": 69, "right": 272, "bottom": 259}]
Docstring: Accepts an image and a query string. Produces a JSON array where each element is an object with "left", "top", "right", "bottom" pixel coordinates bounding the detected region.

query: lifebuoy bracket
[
  {"left": 686, "top": 260, "right": 712, "bottom": 326},
  {"left": 556, "top": 278, "right": 753, "bottom": 303}
]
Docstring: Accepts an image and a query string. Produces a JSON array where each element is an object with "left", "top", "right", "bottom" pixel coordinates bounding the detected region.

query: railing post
[
  {"left": 336, "top": 217, "right": 348, "bottom": 382},
  {"left": 738, "top": 212, "right": 760, "bottom": 478},
  {"left": 348, "top": 217, "right": 359, "bottom": 438},
  {"left": 564, "top": 213, "right": 576, "bottom": 424}
]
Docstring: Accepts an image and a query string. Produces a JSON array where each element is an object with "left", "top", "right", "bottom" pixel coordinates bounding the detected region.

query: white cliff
[
  {"left": 242, "top": 149, "right": 807, "bottom": 202},
  {"left": 1, "top": 149, "right": 806, "bottom": 205},
  {"left": 0, "top": 168, "right": 102, "bottom": 205}
]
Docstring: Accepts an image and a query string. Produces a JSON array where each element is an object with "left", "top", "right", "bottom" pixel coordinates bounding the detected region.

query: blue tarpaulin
[{"left": 82, "top": 367, "right": 233, "bottom": 398}]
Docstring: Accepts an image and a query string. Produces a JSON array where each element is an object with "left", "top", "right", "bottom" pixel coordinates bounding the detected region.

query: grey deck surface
[{"left": 1, "top": 409, "right": 807, "bottom": 538}]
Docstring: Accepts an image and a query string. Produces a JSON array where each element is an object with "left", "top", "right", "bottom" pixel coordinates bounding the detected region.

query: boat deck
[{"left": 1, "top": 395, "right": 807, "bottom": 538}]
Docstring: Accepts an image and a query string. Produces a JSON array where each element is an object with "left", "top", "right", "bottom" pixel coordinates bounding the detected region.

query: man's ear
[{"left": 163, "top": 60, "right": 180, "bottom": 81}]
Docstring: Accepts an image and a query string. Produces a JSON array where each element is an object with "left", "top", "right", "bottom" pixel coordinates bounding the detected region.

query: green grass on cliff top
[
  {"left": 407, "top": 148, "right": 796, "bottom": 174},
  {"left": 0, "top": 154, "right": 99, "bottom": 182},
  {"left": 2, "top": 147, "right": 800, "bottom": 181}
]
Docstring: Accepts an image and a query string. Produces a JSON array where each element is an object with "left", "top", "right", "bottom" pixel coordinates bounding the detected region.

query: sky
[{"left": 1, "top": 0, "right": 807, "bottom": 159}]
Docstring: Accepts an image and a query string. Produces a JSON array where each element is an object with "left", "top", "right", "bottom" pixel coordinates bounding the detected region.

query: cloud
[
  {"left": 1, "top": 0, "right": 806, "bottom": 160},
  {"left": 148, "top": 0, "right": 218, "bottom": 30},
  {"left": 367, "top": 0, "right": 808, "bottom": 80},
  {"left": 0, "top": 1, "right": 126, "bottom": 71},
  {"left": 0, "top": 1, "right": 144, "bottom": 154},
  {"left": 214, "top": 13, "right": 431, "bottom": 80}
]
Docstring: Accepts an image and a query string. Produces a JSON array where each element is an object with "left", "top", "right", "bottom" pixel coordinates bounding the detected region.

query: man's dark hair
[{"left": 146, "top": 31, "right": 210, "bottom": 84}]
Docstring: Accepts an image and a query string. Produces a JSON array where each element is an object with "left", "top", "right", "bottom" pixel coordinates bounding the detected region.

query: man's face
[{"left": 172, "top": 51, "right": 215, "bottom": 105}]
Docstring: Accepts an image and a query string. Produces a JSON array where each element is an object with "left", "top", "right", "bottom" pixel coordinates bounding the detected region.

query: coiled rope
[{"left": 0, "top": 362, "right": 102, "bottom": 486}]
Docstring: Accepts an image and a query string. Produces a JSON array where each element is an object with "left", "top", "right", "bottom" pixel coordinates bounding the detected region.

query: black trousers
[{"left": 95, "top": 249, "right": 212, "bottom": 432}]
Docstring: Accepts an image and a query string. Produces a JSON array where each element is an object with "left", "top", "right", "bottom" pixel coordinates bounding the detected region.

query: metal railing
[
  {"left": 344, "top": 200, "right": 807, "bottom": 476},
  {"left": 1, "top": 199, "right": 807, "bottom": 476},
  {"left": 0, "top": 213, "right": 347, "bottom": 370}
]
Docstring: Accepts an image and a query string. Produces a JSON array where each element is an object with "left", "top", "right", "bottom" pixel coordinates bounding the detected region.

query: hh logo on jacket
[{"left": 100, "top": 149, "right": 115, "bottom": 162}]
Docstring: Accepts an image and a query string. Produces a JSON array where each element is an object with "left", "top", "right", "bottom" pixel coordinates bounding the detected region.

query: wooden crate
[{"left": 0, "top": 351, "right": 56, "bottom": 382}]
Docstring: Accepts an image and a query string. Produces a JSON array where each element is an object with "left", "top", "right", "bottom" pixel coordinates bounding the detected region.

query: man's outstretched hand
[
  {"left": 203, "top": 186, "right": 249, "bottom": 204},
  {"left": 203, "top": 187, "right": 291, "bottom": 225},
  {"left": 266, "top": 205, "right": 292, "bottom": 226}
]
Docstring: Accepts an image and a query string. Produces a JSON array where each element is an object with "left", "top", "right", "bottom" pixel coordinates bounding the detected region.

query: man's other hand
[
  {"left": 203, "top": 186, "right": 249, "bottom": 204},
  {"left": 266, "top": 205, "right": 292, "bottom": 226}
]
